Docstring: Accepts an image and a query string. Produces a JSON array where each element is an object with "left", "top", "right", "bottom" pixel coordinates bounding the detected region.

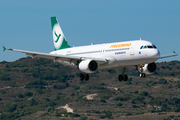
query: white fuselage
[{"left": 50, "top": 40, "right": 160, "bottom": 69}]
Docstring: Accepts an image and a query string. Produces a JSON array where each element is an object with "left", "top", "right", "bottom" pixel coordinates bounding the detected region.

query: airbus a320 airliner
[{"left": 3, "top": 17, "right": 178, "bottom": 81}]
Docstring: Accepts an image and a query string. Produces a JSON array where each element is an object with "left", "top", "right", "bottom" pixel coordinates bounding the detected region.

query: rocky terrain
[{"left": 0, "top": 57, "right": 180, "bottom": 120}]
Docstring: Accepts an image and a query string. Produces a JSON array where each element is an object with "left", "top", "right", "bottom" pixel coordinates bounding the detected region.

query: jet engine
[
  {"left": 78, "top": 59, "right": 98, "bottom": 73},
  {"left": 142, "top": 62, "right": 157, "bottom": 74}
]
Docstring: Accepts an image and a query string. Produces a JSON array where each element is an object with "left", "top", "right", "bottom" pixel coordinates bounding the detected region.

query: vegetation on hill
[{"left": 0, "top": 57, "right": 179, "bottom": 120}]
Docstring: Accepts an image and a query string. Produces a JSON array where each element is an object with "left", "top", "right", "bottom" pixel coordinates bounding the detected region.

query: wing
[
  {"left": 3, "top": 46, "right": 107, "bottom": 65},
  {"left": 159, "top": 51, "right": 178, "bottom": 59}
]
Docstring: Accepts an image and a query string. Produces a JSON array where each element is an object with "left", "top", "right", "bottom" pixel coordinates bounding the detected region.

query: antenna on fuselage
[{"left": 140, "top": 38, "right": 142, "bottom": 41}]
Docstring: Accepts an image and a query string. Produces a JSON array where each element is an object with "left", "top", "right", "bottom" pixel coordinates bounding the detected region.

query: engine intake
[
  {"left": 78, "top": 59, "right": 98, "bottom": 73},
  {"left": 143, "top": 62, "right": 157, "bottom": 74}
]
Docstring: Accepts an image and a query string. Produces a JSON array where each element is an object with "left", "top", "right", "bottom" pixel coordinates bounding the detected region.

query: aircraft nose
[{"left": 153, "top": 50, "right": 160, "bottom": 59}]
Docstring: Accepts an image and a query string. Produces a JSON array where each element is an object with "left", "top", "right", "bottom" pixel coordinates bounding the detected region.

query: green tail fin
[{"left": 51, "top": 17, "right": 71, "bottom": 50}]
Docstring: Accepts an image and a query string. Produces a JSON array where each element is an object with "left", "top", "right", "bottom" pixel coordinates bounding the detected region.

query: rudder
[{"left": 51, "top": 17, "right": 71, "bottom": 50}]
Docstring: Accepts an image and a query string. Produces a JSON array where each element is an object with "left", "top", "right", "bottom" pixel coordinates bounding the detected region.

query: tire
[
  {"left": 85, "top": 74, "right": 89, "bottom": 81},
  {"left": 124, "top": 75, "right": 128, "bottom": 81},
  {"left": 80, "top": 74, "right": 85, "bottom": 81},
  {"left": 118, "top": 75, "right": 123, "bottom": 81},
  {"left": 140, "top": 73, "right": 143, "bottom": 78},
  {"left": 142, "top": 73, "right": 146, "bottom": 78}
]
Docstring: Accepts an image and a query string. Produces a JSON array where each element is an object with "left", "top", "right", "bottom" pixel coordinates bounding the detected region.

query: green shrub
[
  {"left": 158, "top": 78, "right": 167, "bottom": 84},
  {"left": 116, "top": 103, "right": 123, "bottom": 106},
  {"left": 24, "top": 91, "right": 33, "bottom": 97},
  {"left": 55, "top": 95, "right": 60, "bottom": 100},
  {"left": 169, "top": 71, "right": 175, "bottom": 76},
  {"left": 126, "top": 81, "right": 132, "bottom": 85},
  {"left": 76, "top": 95, "right": 87, "bottom": 102},
  {"left": 169, "top": 115, "right": 175, "bottom": 118},
  {"left": 149, "top": 99, "right": 162, "bottom": 106},
  {"left": 79, "top": 115, "right": 88, "bottom": 120},
  {"left": 73, "top": 86, "right": 80, "bottom": 90},
  {"left": 168, "top": 84, "right": 173, "bottom": 89},
  {"left": 98, "top": 91, "right": 114, "bottom": 99},
  {"left": 21, "top": 68, "right": 28, "bottom": 73},
  {"left": 48, "top": 101, "right": 56, "bottom": 107},
  {"left": 113, "top": 96, "right": 128, "bottom": 101},
  {"left": 99, "top": 111, "right": 112, "bottom": 119},
  {"left": 105, "top": 111, "right": 112, "bottom": 118},
  {"left": 100, "top": 99, "right": 106, "bottom": 103},
  {"left": 146, "top": 80, "right": 156, "bottom": 87},
  {"left": 0, "top": 90, "right": 6, "bottom": 94},
  {"left": 99, "top": 115, "right": 106, "bottom": 119},
  {"left": 27, "top": 97, "right": 36, "bottom": 106},
  {"left": 33, "top": 58, "right": 52, "bottom": 66},
  {"left": 0, "top": 98, "right": 2, "bottom": 101},
  {"left": 0, "top": 73, "right": 11, "bottom": 81},
  {"left": 28, "top": 80, "right": 48, "bottom": 86},
  {"left": 126, "top": 113, "right": 133, "bottom": 116},
  {"left": 39, "top": 112, "right": 50, "bottom": 117},
  {"left": 134, "top": 91, "right": 139, "bottom": 94},
  {"left": 140, "top": 91, "right": 149, "bottom": 96},
  {"left": 7, "top": 103, "right": 17, "bottom": 112},
  {"left": 69, "top": 113, "right": 80, "bottom": 117},
  {"left": 52, "top": 84, "right": 67, "bottom": 90},
  {"left": 14, "top": 99, "right": 23, "bottom": 102},
  {"left": 16, "top": 93, "right": 24, "bottom": 98},
  {"left": 132, "top": 96, "right": 145, "bottom": 103},
  {"left": 88, "top": 85, "right": 105, "bottom": 90},
  {"left": 177, "top": 82, "right": 180, "bottom": 88},
  {"left": 34, "top": 88, "right": 44, "bottom": 94},
  {"left": 133, "top": 105, "right": 140, "bottom": 108}
]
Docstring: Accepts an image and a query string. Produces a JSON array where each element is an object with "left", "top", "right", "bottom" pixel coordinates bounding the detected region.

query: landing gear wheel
[
  {"left": 123, "top": 74, "right": 128, "bottom": 81},
  {"left": 140, "top": 73, "right": 146, "bottom": 78},
  {"left": 80, "top": 73, "right": 89, "bottom": 81},
  {"left": 80, "top": 74, "right": 85, "bottom": 81},
  {"left": 118, "top": 75, "right": 123, "bottom": 81},
  {"left": 85, "top": 74, "right": 89, "bottom": 81},
  {"left": 142, "top": 73, "right": 146, "bottom": 78}
]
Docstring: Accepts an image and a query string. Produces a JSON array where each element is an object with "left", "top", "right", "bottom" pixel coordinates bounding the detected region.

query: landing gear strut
[
  {"left": 118, "top": 67, "right": 128, "bottom": 81},
  {"left": 80, "top": 73, "right": 89, "bottom": 81},
  {"left": 137, "top": 65, "right": 146, "bottom": 78}
]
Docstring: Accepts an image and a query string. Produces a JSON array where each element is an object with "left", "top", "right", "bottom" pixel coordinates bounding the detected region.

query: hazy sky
[{"left": 0, "top": 0, "right": 179, "bottom": 62}]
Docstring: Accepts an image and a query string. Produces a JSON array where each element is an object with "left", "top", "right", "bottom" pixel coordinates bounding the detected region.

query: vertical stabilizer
[{"left": 51, "top": 17, "right": 71, "bottom": 50}]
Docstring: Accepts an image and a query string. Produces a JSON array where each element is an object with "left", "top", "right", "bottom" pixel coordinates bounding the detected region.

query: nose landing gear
[{"left": 136, "top": 65, "right": 146, "bottom": 78}]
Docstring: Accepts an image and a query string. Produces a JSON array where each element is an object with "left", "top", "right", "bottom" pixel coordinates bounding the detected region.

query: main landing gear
[
  {"left": 118, "top": 67, "right": 128, "bottom": 81},
  {"left": 80, "top": 73, "right": 89, "bottom": 81}
]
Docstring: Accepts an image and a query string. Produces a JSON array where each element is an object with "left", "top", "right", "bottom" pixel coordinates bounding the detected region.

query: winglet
[
  {"left": 3, "top": 46, "right": 6, "bottom": 52},
  {"left": 173, "top": 51, "right": 176, "bottom": 54}
]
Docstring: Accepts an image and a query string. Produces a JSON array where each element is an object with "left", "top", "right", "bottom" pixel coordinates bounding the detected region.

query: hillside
[{"left": 0, "top": 57, "right": 180, "bottom": 120}]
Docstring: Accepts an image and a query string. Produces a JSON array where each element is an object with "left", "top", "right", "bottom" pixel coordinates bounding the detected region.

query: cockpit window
[
  {"left": 140, "top": 45, "right": 157, "bottom": 49},
  {"left": 153, "top": 45, "right": 157, "bottom": 49},
  {"left": 147, "top": 46, "right": 153, "bottom": 48}
]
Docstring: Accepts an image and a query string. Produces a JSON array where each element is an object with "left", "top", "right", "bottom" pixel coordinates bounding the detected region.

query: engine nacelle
[
  {"left": 78, "top": 59, "right": 98, "bottom": 73},
  {"left": 142, "top": 62, "right": 157, "bottom": 74}
]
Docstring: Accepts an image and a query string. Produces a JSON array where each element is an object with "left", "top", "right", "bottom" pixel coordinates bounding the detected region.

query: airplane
[{"left": 3, "top": 16, "right": 178, "bottom": 81}]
